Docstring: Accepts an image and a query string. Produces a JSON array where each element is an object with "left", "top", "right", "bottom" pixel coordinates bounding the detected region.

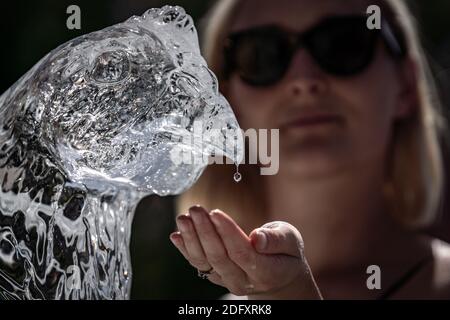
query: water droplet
[{"left": 233, "top": 164, "right": 242, "bottom": 183}]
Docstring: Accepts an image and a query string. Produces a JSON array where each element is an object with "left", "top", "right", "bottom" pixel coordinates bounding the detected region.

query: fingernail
[
  {"left": 210, "top": 210, "right": 221, "bottom": 227},
  {"left": 189, "top": 205, "right": 203, "bottom": 213},
  {"left": 189, "top": 208, "right": 203, "bottom": 224},
  {"left": 177, "top": 216, "right": 189, "bottom": 232},
  {"left": 169, "top": 232, "right": 180, "bottom": 245},
  {"left": 256, "top": 230, "right": 267, "bottom": 251}
]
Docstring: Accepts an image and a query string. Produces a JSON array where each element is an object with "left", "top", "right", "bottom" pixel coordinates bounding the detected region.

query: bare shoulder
[{"left": 430, "top": 239, "right": 450, "bottom": 299}]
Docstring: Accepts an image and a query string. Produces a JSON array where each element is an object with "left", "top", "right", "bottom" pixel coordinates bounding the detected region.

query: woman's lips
[{"left": 281, "top": 114, "right": 343, "bottom": 129}]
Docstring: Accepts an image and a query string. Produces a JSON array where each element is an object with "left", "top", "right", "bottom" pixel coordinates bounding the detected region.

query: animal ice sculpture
[{"left": 0, "top": 6, "right": 243, "bottom": 299}]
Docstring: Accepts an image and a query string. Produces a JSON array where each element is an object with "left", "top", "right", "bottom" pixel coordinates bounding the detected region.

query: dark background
[{"left": 0, "top": 0, "right": 449, "bottom": 299}]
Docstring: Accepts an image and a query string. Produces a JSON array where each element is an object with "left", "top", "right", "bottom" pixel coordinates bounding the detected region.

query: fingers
[
  {"left": 209, "top": 209, "right": 257, "bottom": 274},
  {"left": 170, "top": 231, "right": 226, "bottom": 287},
  {"left": 205, "top": 272, "right": 225, "bottom": 287},
  {"left": 169, "top": 231, "right": 189, "bottom": 260},
  {"left": 249, "top": 221, "right": 304, "bottom": 258},
  {"left": 171, "top": 206, "right": 257, "bottom": 295},
  {"left": 175, "top": 214, "right": 212, "bottom": 272},
  {"left": 172, "top": 208, "right": 249, "bottom": 291},
  {"left": 188, "top": 206, "right": 248, "bottom": 283}
]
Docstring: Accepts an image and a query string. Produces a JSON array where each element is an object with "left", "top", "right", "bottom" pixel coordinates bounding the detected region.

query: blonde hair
[{"left": 177, "top": 0, "right": 445, "bottom": 231}]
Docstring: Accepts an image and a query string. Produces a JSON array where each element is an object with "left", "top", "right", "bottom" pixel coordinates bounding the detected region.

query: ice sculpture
[{"left": 0, "top": 6, "right": 243, "bottom": 299}]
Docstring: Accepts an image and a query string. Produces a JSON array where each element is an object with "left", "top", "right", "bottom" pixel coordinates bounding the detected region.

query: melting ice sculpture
[{"left": 0, "top": 6, "right": 243, "bottom": 299}]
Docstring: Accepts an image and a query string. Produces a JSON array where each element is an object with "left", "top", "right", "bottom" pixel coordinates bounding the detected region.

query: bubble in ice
[{"left": 0, "top": 6, "right": 243, "bottom": 299}]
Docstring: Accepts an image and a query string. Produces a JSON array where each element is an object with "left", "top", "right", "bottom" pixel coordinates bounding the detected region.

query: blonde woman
[{"left": 170, "top": 0, "right": 450, "bottom": 299}]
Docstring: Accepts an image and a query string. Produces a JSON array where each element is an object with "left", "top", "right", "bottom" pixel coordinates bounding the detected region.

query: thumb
[{"left": 250, "top": 221, "right": 304, "bottom": 258}]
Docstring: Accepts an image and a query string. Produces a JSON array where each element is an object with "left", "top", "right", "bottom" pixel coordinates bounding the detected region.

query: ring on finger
[{"left": 197, "top": 267, "right": 214, "bottom": 279}]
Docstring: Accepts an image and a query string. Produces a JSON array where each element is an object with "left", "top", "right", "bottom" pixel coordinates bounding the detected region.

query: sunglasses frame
[{"left": 223, "top": 14, "right": 406, "bottom": 86}]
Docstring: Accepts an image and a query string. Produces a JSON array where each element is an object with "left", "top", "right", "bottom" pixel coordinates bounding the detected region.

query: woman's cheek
[
  {"left": 228, "top": 82, "right": 274, "bottom": 130},
  {"left": 333, "top": 76, "right": 391, "bottom": 155},
  {"left": 355, "top": 96, "right": 396, "bottom": 159}
]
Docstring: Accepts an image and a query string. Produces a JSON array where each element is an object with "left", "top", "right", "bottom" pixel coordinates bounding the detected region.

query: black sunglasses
[{"left": 224, "top": 15, "right": 406, "bottom": 86}]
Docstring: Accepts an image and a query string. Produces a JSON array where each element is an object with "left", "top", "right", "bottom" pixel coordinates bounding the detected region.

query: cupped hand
[{"left": 169, "top": 205, "right": 322, "bottom": 299}]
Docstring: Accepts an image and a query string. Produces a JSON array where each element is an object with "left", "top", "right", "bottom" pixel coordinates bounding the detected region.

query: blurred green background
[{"left": 0, "top": 0, "right": 449, "bottom": 299}]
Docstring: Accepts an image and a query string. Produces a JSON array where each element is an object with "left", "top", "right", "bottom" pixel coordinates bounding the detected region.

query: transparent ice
[{"left": 0, "top": 6, "right": 243, "bottom": 299}]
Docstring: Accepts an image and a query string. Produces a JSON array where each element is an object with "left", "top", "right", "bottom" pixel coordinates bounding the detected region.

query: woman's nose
[{"left": 282, "top": 49, "right": 328, "bottom": 97}]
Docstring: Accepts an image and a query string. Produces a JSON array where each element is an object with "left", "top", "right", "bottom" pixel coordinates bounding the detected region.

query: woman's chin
[{"left": 279, "top": 143, "right": 351, "bottom": 179}]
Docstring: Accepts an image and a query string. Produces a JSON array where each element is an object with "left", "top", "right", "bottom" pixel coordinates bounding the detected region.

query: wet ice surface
[{"left": 0, "top": 6, "right": 243, "bottom": 299}]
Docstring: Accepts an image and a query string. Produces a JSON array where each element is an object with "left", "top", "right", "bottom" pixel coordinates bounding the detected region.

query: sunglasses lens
[
  {"left": 307, "top": 17, "right": 378, "bottom": 76},
  {"left": 230, "top": 29, "right": 291, "bottom": 86},
  {"left": 226, "top": 16, "right": 381, "bottom": 86}
]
